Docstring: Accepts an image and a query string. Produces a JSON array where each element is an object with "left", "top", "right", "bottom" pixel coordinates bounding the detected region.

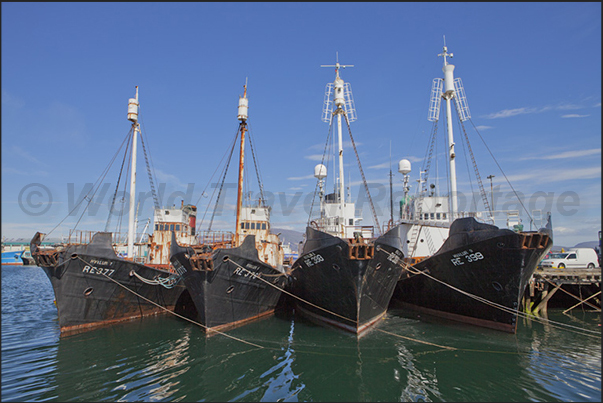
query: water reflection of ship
[{"left": 49, "top": 316, "right": 194, "bottom": 402}]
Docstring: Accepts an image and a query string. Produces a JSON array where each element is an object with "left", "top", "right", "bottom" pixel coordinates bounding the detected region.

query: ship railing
[
  {"left": 196, "top": 230, "right": 234, "bottom": 247},
  {"left": 346, "top": 225, "right": 374, "bottom": 239},
  {"left": 66, "top": 229, "right": 150, "bottom": 245}
]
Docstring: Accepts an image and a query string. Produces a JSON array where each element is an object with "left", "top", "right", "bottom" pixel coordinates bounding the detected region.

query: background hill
[{"left": 273, "top": 228, "right": 304, "bottom": 251}]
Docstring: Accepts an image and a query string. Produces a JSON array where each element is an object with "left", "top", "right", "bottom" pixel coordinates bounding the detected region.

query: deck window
[
  {"left": 175, "top": 225, "right": 180, "bottom": 231},
  {"left": 262, "top": 223, "right": 266, "bottom": 230},
  {"left": 251, "top": 223, "right": 255, "bottom": 230}
]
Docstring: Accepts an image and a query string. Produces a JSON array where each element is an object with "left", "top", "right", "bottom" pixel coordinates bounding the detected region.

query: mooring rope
[
  {"left": 224, "top": 257, "right": 468, "bottom": 350},
  {"left": 70, "top": 249, "right": 598, "bottom": 355},
  {"left": 74, "top": 256, "right": 265, "bottom": 349},
  {"left": 376, "top": 247, "right": 600, "bottom": 337},
  {"left": 225, "top": 257, "right": 357, "bottom": 325},
  {"left": 129, "top": 269, "right": 182, "bottom": 289}
]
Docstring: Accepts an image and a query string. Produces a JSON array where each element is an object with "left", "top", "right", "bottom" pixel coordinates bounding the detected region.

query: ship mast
[
  {"left": 127, "top": 86, "right": 139, "bottom": 259},
  {"left": 234, "top": 83, "right": 248, "bottom": 247},
  {"left": 439, "top": 46, "right": 458, "bottom": 220},
  {"left": 321, "top": 60, "right": 353, "bottom": 237}
]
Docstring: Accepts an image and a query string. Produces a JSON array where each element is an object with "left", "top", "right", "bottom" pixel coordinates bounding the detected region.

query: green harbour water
[{"left": 2, "top": 264, "right": 600, "bottom": 402}]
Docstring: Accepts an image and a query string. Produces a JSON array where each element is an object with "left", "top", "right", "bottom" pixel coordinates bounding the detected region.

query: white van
[{"left": 540, "top": 248, "right": 599, "bottom": 270}]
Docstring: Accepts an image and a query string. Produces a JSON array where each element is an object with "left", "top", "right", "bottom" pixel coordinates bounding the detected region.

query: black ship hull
[
  {"left": 288, "top": 225, "right": 405, "bottom": 334},
  {"left": 30, "top": 232, "right": 187, "bottom": 335},
  {"left": 391, "top": 217, "right": 552, "bottom": 333},
  {"left": 170, "top": 234, "right": 287, "bottom": 333}
]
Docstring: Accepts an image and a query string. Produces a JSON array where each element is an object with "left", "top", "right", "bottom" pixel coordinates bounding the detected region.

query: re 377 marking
[{"left": 82, "top": 265, "right": 115, "bottom": 277}]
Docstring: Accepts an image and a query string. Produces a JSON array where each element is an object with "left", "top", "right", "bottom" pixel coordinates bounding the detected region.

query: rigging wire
[
  {"left": 344, "top": 113, "right": 381, "bottom": 233},
  {"left": 457, "top": 118, "right": 478, "bottom": 210},
  {"left": 206, "top": 127, "right": 239, "bottom": 232},
  {"left": 138, "top": 123, "right": 161, "bottom": 210},
  {"left": 307, "top": 118, "right": 334, "bottom": 225},
  {"left": 46, "top": 128, "right": 132, "bottom": 238},
  {"left": 456, "top": 115, "right": 491, "bottom": 217},
  {"left": 469, "top": 119, "right": 534, "bottom": 226},
  {"left": 114, "top": 141, "right": 133, "bottom": 241},
  {"left": 106, "top": 128, "right": 133, "bottom": 231},
  {"left": 194, "top": 128, "right": 240, "bottom": 232},
  {"left": 246, "top": 123, "right": 266, "bottom": 205}
]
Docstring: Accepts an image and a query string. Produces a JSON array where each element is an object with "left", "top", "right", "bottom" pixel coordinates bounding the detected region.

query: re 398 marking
[{"left": 451, "top": 250, "right": 484, "bottom": 266}]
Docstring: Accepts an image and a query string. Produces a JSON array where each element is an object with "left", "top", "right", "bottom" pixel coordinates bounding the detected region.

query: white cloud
[
  {"left": 519, "top": 148, "right": 600, "bottom": 161},
  {"left": 287, "top": 174, "right": 315, "bottom": 181},
  {"left": 1, "top": 166, "right": 49, "bottom": 177},
  {"left": 561, "top": 114, "right": 589, "bottom": 118},
  {"left": 483, "top": 104, "right": 582, "bottom": 119},
  {"left": 304, "top": 154, "right": 329, "bottom": 162},
  {"left": 11, "top": 146, "right": 46, "bottom": 166},
  {"left": 504, "top": 166, "right": 600, "bottom": 183},
  {"left": 154, "top": 168, "right": 188, "bottom": 189},
  {"left": 483, "top": 107, "right": 540, "bottom": 119},
  {"left": 367, "top": 162, "right": 392, "bottom": 170},
  {"left": 367, "top": 155, "right": 425, "bottom": 170},
  {"left": 1, "top": 90, "right": 25, "bottom": 109}
]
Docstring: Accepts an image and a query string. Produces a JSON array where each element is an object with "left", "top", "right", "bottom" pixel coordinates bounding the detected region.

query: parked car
[{"left": 540, "top": 248, "right": 599, "bottom": 270}]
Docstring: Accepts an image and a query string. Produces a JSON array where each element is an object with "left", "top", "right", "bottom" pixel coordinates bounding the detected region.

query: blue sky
[{"left": 2, "top": 2, "right": 601, "bottom": 248}]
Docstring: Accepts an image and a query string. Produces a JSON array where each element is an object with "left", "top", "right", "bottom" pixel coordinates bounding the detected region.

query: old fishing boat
[
  {"left": 170, "top": 84, "right": 288, "bottom": 334},
  {"left": 31, "top": 87, "right": 194, "bottom": 334},
  {"left": 288, "top": 59, "right": 405, "bottom": 335},
  {"left": 390, "top": 44, "right": 553, "bottom": 333}
]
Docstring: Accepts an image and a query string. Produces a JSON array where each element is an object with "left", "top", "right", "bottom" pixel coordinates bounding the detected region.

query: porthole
[
  {"left": 70, "top": 253, "right": 78, "bottom": 260},
  {"left": 226, "top": 285, "right": 234, "bottom": 294},
  {"left": 332, "top": 264, "right": 340, "bottom": 271},
  {"left": 375, "top": 263, "right": 382, "bottom": 271},
  {"left": 497, "top": 242, "right": 505, "bottom": 248},
  {"left": 492, "top": 281, "right": 503, "bottom": 292},
  {"left": 84, "top": 287, "right": 93, "bottom": 296}
]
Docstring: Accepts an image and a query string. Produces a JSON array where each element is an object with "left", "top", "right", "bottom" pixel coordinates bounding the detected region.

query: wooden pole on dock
[
  {"left": 562, "top": 291, "right": 602, "bottom": 314},
  {"left": 532, "top": 283, "right": 562, "bottom": 316}
]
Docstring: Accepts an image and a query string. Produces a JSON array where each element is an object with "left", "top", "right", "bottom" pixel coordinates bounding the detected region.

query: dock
[{"left": 523, "top": 267, "right": 601, "bottom": 316}]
